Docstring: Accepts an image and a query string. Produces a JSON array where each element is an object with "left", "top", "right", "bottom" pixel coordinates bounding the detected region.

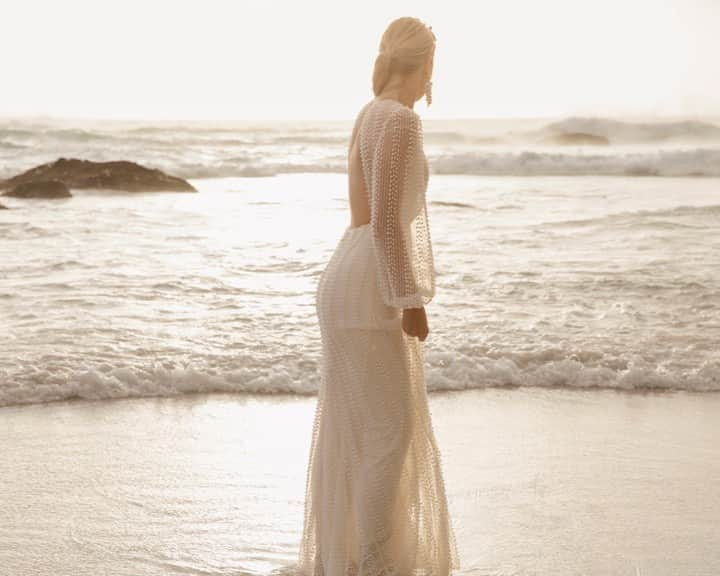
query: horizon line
[{"left": 2, "top": 112, "right": 720, "bottom": 124}]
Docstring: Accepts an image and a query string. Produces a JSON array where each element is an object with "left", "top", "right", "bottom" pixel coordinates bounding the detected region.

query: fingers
[
  {"left": 405, "top": 326, "right": 429, "bottom": 341},
  {"left": 401, "top": 316, "right": 429, "bottom": 341}
]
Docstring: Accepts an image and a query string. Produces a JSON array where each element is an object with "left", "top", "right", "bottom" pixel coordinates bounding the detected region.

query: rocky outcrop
[
  {"left": 4, "top": 179, "right": 72, "bottom": 198},
  {"left": 0, "top": 158, "right": 196, "bottom": 194}
]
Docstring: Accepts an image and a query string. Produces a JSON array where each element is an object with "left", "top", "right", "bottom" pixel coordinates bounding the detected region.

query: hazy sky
[{"left": 1, "top": 0, "right": 718, "bottom": 120}]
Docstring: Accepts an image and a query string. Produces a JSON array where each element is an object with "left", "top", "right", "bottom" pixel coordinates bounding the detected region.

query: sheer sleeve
[{"left": 370, "top": 106, "right": 435, "bottom": 309}]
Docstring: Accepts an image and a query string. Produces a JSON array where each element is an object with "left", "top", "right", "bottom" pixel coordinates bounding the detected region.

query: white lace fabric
[{"left": 297, "top": 97, "right": 460, "bottom": 575}]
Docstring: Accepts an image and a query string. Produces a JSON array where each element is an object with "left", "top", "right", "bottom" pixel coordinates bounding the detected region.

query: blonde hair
[{"left": 372, "top": 17, "right": 436, "bottom": 97}]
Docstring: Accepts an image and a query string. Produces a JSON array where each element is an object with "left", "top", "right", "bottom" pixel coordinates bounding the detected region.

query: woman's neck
[{"left": 375, "top": 82, "right": 417, "bottom": 110}]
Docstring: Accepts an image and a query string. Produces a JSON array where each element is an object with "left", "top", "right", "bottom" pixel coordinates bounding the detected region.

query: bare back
[{"left": 347, "top": 104, "right": 372, "bottom": 227}]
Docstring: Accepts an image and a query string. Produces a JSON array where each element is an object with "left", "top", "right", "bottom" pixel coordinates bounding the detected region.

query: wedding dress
[{"left": 298, "top": 97, "right": 460, "bottom": 575}]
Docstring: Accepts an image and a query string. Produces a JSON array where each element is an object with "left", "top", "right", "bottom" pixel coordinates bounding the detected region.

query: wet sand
[{"left": 1, "top": 387, "right": 719, "bottom": 576}]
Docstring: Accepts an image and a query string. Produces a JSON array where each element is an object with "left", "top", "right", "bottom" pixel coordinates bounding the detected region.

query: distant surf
[{"left": 1, "top": 116, "right": 719, "bottom": 179}]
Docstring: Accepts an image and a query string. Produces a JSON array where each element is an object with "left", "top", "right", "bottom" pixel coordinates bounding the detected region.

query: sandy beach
[{"left": 2, "top": 387, "right": 718, "bottom": 576}]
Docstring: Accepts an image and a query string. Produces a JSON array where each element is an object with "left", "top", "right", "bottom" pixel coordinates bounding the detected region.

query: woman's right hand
[{"left": 402, "top": 306, "right": 429, "bottom": 341}]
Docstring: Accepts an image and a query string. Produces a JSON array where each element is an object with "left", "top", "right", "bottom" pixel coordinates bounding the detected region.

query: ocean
[
  {"left": 1, "top": 115, "right": 719, "bottom": 406},
  {"left": 2, "top": 115, "right": 720, "bottom": 576}
]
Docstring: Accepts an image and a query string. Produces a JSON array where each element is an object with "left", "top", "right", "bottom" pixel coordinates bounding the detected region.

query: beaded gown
[{"left": 298, "top": 97, "right": 460, "bottom": 575}]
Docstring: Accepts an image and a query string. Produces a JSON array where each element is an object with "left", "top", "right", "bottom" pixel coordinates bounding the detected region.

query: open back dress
[{"left": 298, "top": 96, "right": 460, "bottom": 575}]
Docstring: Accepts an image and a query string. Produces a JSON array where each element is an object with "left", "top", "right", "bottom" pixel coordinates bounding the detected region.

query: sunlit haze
[{"left": 1, "top": 0, "right": 718, "bottom": 120}]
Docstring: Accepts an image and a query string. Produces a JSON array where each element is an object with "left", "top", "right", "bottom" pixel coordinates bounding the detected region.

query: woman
[{"left": 298, "top": 17, "right": 460, "bottom": 576}]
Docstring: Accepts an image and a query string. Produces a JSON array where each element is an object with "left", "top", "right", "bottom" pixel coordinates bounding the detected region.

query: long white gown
[{"left": 298, "top": 97, "right": 460, "bottom": 575}]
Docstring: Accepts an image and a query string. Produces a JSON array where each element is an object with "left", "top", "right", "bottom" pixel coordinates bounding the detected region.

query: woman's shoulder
[
  {"left": 393, "top": 102, "right": 421, "bottom": 123},
  {"left": 357, "top": 99, "right": 422, "bottom": 146},
  {"left": 380, "top": 101, "right": 422, "bottom": 134},
  {"left": 365, "top": 97, "right": 419, "bottom": 120}
]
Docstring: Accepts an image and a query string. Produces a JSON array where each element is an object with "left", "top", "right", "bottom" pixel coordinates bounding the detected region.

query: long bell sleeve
[{"left": 370, "top": 106, "right": 436, "bottom": 309}]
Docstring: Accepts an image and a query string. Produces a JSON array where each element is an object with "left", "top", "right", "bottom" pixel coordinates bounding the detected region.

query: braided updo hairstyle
[{"left": 372, "top": 17, "right": 436, "bottom": 97}]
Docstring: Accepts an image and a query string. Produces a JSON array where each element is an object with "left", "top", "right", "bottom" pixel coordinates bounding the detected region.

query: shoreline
[{"left": 1, "top": 382, "right": 718, "bottom": 413}]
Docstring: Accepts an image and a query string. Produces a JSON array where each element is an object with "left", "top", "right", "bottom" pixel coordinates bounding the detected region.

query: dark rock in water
[
  {"left": 4, "top": 179, "right": 72, "bottom": 198},
  {"left": 0, "top": 202, "right": 8, "bottom": 209},
  {"left": 0, "top": 158, "right": 196, "bottom": 193},
  {"left": 543, "top": 132, "right": 610, "bottom": 146},
  {"left": 625, "top": 165, "right": 659, "bottom": 177}
]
